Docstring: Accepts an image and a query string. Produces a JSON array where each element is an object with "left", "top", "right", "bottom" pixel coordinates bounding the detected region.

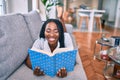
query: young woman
[{"left": 26, "top": 19, "right": 74, "bottom": 78}]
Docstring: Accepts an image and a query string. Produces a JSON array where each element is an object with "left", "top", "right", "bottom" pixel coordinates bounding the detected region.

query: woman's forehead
[{"left": 46, "top": 22, "right": 58, "bottom": 29}]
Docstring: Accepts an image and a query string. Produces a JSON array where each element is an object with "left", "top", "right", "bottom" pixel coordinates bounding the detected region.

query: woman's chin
[{"left": 48, "top": 41, "right": 57, "bottom": 46}]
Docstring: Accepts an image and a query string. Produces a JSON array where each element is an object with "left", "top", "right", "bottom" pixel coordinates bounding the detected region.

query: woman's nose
[{"left": 49, "top": 32, "right": 54, "bottom": 36}]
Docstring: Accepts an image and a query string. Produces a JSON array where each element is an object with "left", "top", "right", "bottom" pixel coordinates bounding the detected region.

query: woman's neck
[{"left": 49, "top": 43, "right": 57, "bottom": 53}]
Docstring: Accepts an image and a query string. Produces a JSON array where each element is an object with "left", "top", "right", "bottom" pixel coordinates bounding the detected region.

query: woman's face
[{"left": 45, "top": 22, "right": 59, "bottom": 46}]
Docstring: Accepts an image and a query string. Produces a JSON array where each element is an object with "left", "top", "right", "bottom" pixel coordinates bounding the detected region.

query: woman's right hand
[
  {"left": 56, "top": 67, "right": 67, "bottom": 78},
  {"left": 33, "top": 67, "right": 44, "bottom": 76}
]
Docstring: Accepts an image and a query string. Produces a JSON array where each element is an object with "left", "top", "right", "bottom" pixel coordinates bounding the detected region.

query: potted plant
[{"left": 41, "top": 0, "right": 63, "bottom": 19}]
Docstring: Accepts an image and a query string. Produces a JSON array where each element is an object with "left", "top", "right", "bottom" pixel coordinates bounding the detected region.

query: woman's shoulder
[
  {"left": 32, "top": 38, "right": 45, "bottom": 49},
  {"left": 33, "top": 38, "right": 45, "bottom": 46},
  {"left": 35, "top": 38, "right": 45, "bottom": 42}
]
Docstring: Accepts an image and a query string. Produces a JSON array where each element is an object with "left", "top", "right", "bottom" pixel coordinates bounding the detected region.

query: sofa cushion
[
  {"left": 0, "top": 14, "right": 33, "bottom": 80},
  {"left": 23, "top": 10, "right": 42, "bottom": 41},
  {"left": 7, "top": 64, "right": 87, "bottom": 80}
]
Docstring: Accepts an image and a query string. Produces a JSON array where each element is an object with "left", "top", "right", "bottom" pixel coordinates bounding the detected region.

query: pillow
[
  {"left": 23, "top": 10, "right": 42, "bottom": 41},
  {"left": 0, "top": 14, "right": 33, "bottom": 80}
]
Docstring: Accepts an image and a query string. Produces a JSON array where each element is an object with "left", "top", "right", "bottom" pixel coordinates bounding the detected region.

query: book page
[
  {"left": 53, "top": 48, "right": 71, "bottom": 55},
  {"left": 31, "top": 47, "right": 72, "bottom": 56},
  {"left": 31, "top": 47, "right": 53, "bottom": 56}
]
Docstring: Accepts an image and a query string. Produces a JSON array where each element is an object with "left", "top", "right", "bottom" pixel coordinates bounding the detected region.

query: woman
[{"left": 26, "top": 19, "right": 74, "bottom": 78}]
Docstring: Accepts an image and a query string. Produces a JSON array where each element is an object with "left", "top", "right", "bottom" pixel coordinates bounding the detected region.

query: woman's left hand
[
  {"left": 56, "top": 67, "right": 67, "bottom": 78},
  {"left": 33, "top": 67, "right": 44, "bottom": 76}
]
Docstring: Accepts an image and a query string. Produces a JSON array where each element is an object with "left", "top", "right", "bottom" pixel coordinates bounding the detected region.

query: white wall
[
  {"left": 38, "top": 0, "right": 46, "bottom": 21},
  {"left": 115, "top": 0, "right": 120, "bottom": 28},
  {"left": 32, "top": 0, "right": 46, "bottom": 21},
  {"left": 7, "top": 0, "right": 28, "bottom": 14},
  {"left": 68, "top": 0, "right": 98, "bottom": 9},
  {"left": 102, "top": 0, "right": 117, "bottom": 22},
  {"left": 32, "top": 0, "right": 57, "bottom": 21},
  {"left": 0, "top": 0, "right": 4, "bottom": 15},
  {"left": 6, "top": 0, "right": 48, "bottom": 20},
  {"left": 28, "top": 0, "right": 32, "bottom": 12}
]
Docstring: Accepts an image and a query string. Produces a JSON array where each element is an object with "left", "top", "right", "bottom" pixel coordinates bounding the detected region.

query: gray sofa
[{"left": 0, "top": 10, "right": 87, "bottom": 80}]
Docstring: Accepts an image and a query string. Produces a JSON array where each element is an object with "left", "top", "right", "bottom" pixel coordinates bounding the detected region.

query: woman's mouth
[{"left": 48, "top": 38, "right": 56, "bottom": 42}]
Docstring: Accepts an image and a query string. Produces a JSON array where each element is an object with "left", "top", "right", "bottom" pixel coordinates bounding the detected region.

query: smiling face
[{"left": 45, "top": 22, "right": 59, "bottom": 47}]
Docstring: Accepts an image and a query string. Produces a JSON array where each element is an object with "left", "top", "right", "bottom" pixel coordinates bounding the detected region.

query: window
[{"left": 0, "top": 0, "right": 6, "bottom": 15}]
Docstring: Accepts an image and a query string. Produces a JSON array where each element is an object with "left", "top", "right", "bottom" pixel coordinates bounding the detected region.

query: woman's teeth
[{"left": 49, "top": 38, "right": 55, "bottom": 41}]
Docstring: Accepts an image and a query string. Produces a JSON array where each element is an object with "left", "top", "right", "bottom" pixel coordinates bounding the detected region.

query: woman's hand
[
  {"left": 56, "top": 68, "right": 67, "bottom": 78},
  {"left": 33, "top": 67, "right": 44, "bottom": 76}
]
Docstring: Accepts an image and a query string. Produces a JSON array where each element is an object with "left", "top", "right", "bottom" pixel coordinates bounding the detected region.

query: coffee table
[
  {"left": 104, "top": 47, "right": 120, "bottom": 80},
  {"left": 94, "top": 38, "right": 114, "bottom": 61}
]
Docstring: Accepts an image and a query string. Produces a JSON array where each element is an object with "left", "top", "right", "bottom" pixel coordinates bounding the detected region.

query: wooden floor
[{"left": 73, "top": 26, "right": 120, "bottom": 80}]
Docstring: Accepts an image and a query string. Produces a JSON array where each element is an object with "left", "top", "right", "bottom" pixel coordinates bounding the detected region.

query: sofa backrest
[
  {"left": 0, "top": 10, "right": 44, "bottom": 80},
  {"left": 23, "top": 10, "right": 42, "bottom": 42},
  {"left": 0, "top": 13, "right": 33, "bottom": 80}
]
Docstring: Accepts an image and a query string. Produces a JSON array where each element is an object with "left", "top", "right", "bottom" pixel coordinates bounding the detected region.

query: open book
[{"left": 28, "top": 48, "right": 77, "bottom": 77}]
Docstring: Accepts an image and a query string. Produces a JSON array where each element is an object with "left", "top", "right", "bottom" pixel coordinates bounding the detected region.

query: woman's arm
[
  {"left": 25, "top": 39, "right": 41, "bottom": 69},
  {"left": 25, "top": 55, "right": 32, "bottom": 69},
  {"left": 25, "top": 52, "right": 44, "bottom": 76},
  {"left": 25, "top": 39, "right": 44, "bottom": 76}
]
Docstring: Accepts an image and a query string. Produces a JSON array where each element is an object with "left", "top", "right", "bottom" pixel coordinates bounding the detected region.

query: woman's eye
[
  {"left": 45, "top": 29, "right": 58, "bottom": 33},
  {"left": 46, "top": 29, "right": 51, "bottom": 33},
  {"left": 54, "top": 30, "right": 59, "bottom": 33}
]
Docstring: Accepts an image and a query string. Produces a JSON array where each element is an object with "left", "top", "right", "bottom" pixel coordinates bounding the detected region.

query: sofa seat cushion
[
  {"left": 0, "top": 14, "right": 33, "bottom": 80},
  {"left": 7, "top": 64, "right": 87, "bottom": 80}
]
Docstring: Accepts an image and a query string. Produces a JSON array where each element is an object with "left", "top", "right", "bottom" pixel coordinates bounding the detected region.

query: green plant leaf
[
  {"left": 56, "top": 0, "right": 63, "bottom": 6},
  {"left": 41, "top": 0, "right": 47, "bottom": 5},
  {"left": 46, "top": 3, "right": 54, "bottom": 8}
]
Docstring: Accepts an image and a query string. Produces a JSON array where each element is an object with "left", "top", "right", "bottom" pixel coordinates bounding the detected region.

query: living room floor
[{"left": 73, "top": 26, "right": 120, "bottom": 80}]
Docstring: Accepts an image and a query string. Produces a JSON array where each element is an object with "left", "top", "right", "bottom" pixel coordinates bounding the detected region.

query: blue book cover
[{"left": 28, "top": 48, "right": 77, "bottom": 77}]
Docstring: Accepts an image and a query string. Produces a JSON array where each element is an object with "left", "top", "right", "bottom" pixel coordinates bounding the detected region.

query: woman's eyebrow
[
  {"left": 54, "top": 28, "right": 58, "bottom": 30},
  {"left": 46, "top": 28, "right": 58, "bottom": 30},
  {"left": 46, "top": 28, "right": 51, "bottom": 30}
]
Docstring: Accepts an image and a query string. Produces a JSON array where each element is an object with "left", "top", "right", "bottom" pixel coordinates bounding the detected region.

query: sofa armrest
[
  {"left": 65, "top": 24, "right": 73, "bottom": 34},
  {"left": 65, "top": 24, "right": 77, "bottom": 49}
]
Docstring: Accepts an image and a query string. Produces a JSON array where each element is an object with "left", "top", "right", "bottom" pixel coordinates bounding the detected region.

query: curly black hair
[{"left": 39, "top": 19, "right": 65, "bottom": 48}]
